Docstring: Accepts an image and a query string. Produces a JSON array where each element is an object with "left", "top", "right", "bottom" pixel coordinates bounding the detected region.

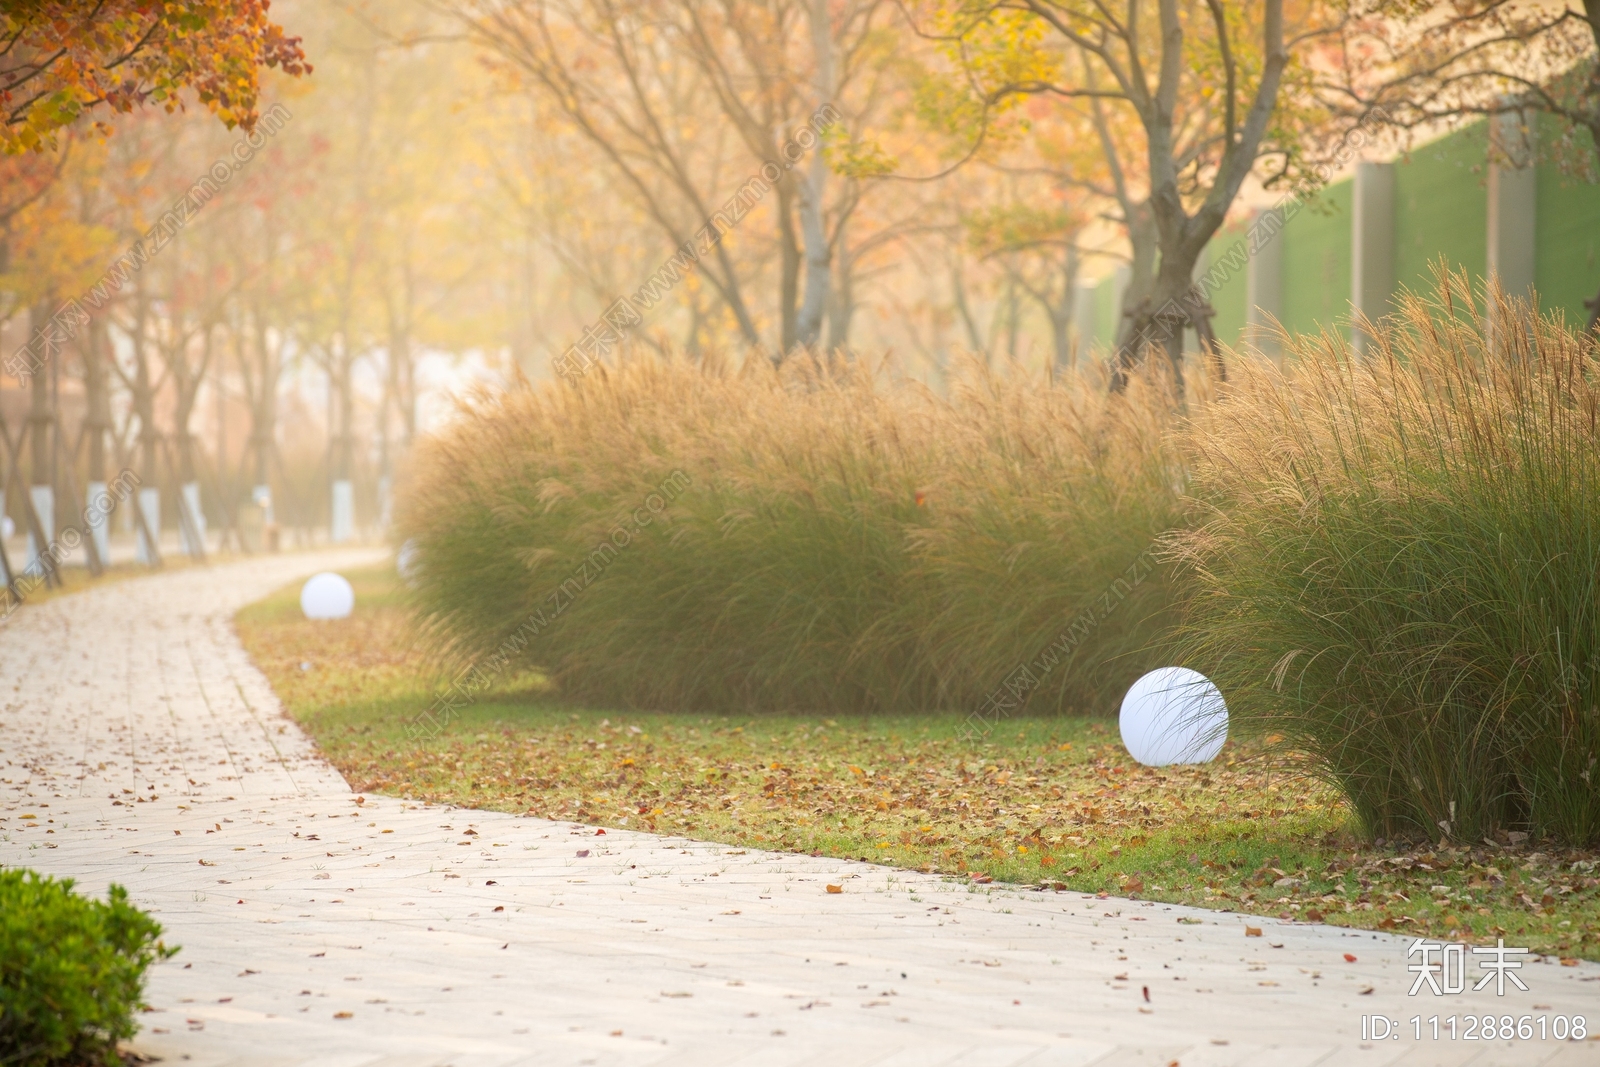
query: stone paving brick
[{"left": 2, "top": 551, "right": 1597, "bottom": 1067}]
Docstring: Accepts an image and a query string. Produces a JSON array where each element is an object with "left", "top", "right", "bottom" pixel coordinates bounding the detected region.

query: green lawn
[{"left": 236, "top": 563, "right": 1600, "bottom": 961}]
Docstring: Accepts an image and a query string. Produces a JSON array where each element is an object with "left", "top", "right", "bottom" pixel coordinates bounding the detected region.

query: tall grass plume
[
  {"left": 1169, "top": 274, "right": 1600, "bottom": 846},
  {"left": 397, "top": 354, "right": 1184, "bottom": 717}
]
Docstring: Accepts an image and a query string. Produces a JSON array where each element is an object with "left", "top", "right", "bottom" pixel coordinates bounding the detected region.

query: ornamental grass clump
[
  {"left": 398, "top": 353, "right": 1184, "bottom": 717},
  {"left": 0, "top": 869, "right": 176, "bottom": 1067},
  {"left": 1170, "top": 274, "right": 1600, "bottom": 846}
]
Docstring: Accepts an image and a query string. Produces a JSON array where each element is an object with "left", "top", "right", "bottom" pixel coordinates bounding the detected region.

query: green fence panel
[
  {"left": 1094, "top": 272, "right": 1121, "bottom": 349},
  {"left": 1278, "top": 181, "right": 1352, "bottom": 340},
  {"left": 1535, "top": 117, "right": 1600, "bottom": 330},
  {"left": 1158, "top": 115, "right": 1600, "bottom": 353},
  {"left": 1394, "top": 123, "right": 1489, "bottom": 301}
]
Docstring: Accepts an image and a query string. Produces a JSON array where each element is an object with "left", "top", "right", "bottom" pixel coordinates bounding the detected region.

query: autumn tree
[
  {"left": 359, "top": 24, "right": 500, "bottom": 494},
  {"left": 0, "top": 0, "right": 308, "bottom": 153},
  {"left": 458, "top": 0, "right": 918, "bottom": 358},
  {"left": 671, "top": 0, "right": 851, "bottom": 351},
  {"left": 458, "top": 0, "right": 765, "bottom": 351},
  {"left": 965, "top": 201, "right": 1084, "bottom": 370},
  {"left": 899, "top": 1, "right": 1341, "bottom": 393},
  {"left": 207, "top": 108, "right": 319, "bottom": 513}
]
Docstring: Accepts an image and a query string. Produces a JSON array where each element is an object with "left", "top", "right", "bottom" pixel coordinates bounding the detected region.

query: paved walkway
[{"left": 2, "top": 553, "right": 1597, "bottom": 1067}]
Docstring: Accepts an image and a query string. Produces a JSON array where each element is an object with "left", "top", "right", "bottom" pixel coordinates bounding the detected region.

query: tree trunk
[
  {"left": 794, "top": 0, "right": 833, "bottom": 351},
  {"left": 1110, "top": 200, "right": 1159, "bottom": 374},
  {"left": 387, "top": 329, "right": 406, "bottom": 454},
  {"left": 1111, "top": 250, "right": 1225, "bottom": 399},
  {"left": 1051, "top": 244, "right": 1081, "bottom": 373},
  {"left": 173, "top": 333, "right": 206, "bottom": 486},
  {"left": 380, "top": 310, "right": 411, "bottom": 527},
  {"left": 1050, "top": 309, "right": 1072, "bottom": 373},
  {"left": 131, "top": 289, "right": 159, "bottom": 483},
  {"left": 247, "top": 309, "right": 278, "bottom": 491},
  {"left": 1003, "top": 272, "right": 1020, "bottom": 360},
  {"left": 28, "top": 302, "right": 52, "bottom": 490},
  {"left": 795, "top": 166, "right": 830, "bottom": 350},
  {"left": 389, "top": 304, "right": 417, "bottom": 446},
  {"left": 342, "top": 356, "right": 355, "bottom": 483},
  {"left": 778, "top": 181, "right": 800, "bottom": 356},
  {"left": 84, "top": 317, "right": 110, "bottom": 483},
  {"left": 126, "top": 281, "right": 163, "bottom": 564},
  {"left": 951, "top": 257, "right": 984, "bottom": 354},
  {"left": 826, "top": 236, "right": 856, "bottom": 352}
]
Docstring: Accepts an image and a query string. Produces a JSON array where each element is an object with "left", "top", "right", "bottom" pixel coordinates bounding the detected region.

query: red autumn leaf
[{"left": 0, "top": 0, "right": 310, "bottom": 153}]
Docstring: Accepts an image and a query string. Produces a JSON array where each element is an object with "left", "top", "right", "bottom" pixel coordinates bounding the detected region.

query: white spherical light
[
  {"left": 1119, "top": 667, "right": 1228, "bottom": 766},
  {"left": 300, "top": 572, "right": 355, "bottom": 620},
  {"left": 396, "top": 539, "right": 420, "bottom": 587}
]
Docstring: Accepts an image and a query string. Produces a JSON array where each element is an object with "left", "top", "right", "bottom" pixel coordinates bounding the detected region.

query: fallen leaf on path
[{"left": 826, "top": 884, "right": 842, "bottom": 893}]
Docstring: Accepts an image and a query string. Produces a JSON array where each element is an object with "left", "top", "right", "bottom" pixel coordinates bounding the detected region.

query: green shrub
[
  {"left": 398, "top": 354, "right": 1184, "bottom": 717},
  {"left": 0, "top": 868, "right": 177, "bottom": 1067},
  {"left": 1170, "top": 275, "right": 1600, "bottom": 846}
]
